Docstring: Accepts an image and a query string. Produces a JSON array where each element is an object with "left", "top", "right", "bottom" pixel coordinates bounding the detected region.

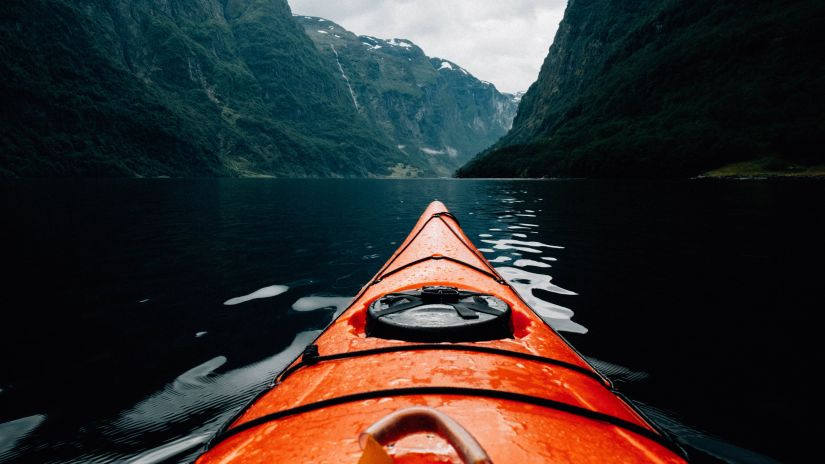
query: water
[{"left": 1, "top": 178, "right": 822, "bottom": 463}]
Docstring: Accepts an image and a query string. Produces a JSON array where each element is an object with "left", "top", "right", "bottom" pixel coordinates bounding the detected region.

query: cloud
[{"left": 288, "top": 0, "right": 567, "bottom": 93}]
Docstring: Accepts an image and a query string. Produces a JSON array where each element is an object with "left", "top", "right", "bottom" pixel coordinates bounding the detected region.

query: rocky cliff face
[
  {"left": 458, "top": 0, "right": 825, "bottom": 178},
  {"left": 0, "top": 0, "right": 437, "bottom": 177},
  {"left": 295, "top": 15, "right": 519, "bottom": 176},
  {"left": 497, "top": 0, "right": 652, "bottom": 147}
]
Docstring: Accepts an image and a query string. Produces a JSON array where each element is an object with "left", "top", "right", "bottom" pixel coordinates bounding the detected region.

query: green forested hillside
[
  {"left": 296, "top": 16, "right": 519, "bottom": 176},
  {"left": 458, "top": 0, "right": 825, "bottom": 178},
  {"left": 0, "top": 0, "right": 425, "bottom": 177}
]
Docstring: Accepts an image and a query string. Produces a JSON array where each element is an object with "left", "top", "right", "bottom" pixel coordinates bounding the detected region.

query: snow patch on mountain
[
  {"left": 434, "top": 58, "right": 470, "bottom": 75},
  {"left": 387, "top": 38, "right": 413, "bottom": 49}
]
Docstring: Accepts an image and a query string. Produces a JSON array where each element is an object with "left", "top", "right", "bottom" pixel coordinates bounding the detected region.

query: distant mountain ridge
[
  {"left": 458, "top": 0, "right": 825, "bottom": 178},
  {"left": 1, "top": 0, "right": 517, "bottom": 178},
  {"left": 295, "top": 15, "right": 519, "bottom": 176}
]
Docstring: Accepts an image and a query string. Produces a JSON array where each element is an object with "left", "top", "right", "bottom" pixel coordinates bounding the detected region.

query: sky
[{"left": 287, "top": 0, "right": 568, "bottom": 94}]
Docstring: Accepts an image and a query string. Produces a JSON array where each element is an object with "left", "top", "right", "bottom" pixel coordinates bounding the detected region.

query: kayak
[{"left": 196, "top": 201, "right": 687, "bottom": 463}]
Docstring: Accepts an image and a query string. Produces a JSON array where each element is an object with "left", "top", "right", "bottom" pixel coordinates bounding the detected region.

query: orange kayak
[{"left": 196, "top": 201, "right": 687, "bottom": 463}]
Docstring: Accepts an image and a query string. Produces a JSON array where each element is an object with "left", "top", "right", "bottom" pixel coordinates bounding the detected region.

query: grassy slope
[
  {"left": 701, "top": 159, "right": 825, "bottom": 178},
  {"left": 458, "top": 0, "right": 825, "bottom": 178}
]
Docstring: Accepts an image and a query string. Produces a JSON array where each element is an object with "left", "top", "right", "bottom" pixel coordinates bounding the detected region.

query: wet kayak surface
[{"left": 1, "top": 178, "right": 822, "bottom": 463}]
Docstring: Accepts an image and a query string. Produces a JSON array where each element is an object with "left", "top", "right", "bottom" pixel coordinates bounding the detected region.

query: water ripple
[
  {"left": 126, "top": 433, "right": 211, "bottom": 464},
  {"left": 223, "top": 284, "right": 289, "bottom": 306},
  {"left": 0, "top": 415, "right": 46, "bottom": 462},
  {"left": 478, "top": 198, "right": 586, "bottom": 334},
  {"left": 74, "top": 330, "right": 322, "bottom": 463},
  {"left": 512, "top": 259, "right": 551, "bottom": 269},
  {"left": 291, "top": 296, "right": 352, "bottom": 316}
]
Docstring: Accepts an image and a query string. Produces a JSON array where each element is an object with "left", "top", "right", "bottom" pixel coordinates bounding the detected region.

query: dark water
[{"left": 1, "top": 179, "right": 822, "bottom": 463}]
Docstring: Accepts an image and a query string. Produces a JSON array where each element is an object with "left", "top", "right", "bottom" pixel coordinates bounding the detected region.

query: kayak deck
[{"left": 197, "top": 201, "right": 686, "bottom": 463}]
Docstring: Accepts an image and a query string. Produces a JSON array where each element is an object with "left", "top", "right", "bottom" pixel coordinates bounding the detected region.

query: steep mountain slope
[
  {"left": 295, "top": 15, "right": 519, "bottom": 176},
  {"left": 458, "top": 0, "right": 825, "bottom": 178},
  {"left": 0, "top": 0, "right": 427, "bottom": 177}
]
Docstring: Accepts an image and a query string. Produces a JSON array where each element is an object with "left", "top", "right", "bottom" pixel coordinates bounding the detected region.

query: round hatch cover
[{"left": 366, "top": 286, "right": 512, "bottom": 342}]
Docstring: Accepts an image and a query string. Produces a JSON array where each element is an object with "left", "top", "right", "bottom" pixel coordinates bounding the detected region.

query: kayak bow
[{"left": 197, "top": 201, "right": 687, "bottom": 463}]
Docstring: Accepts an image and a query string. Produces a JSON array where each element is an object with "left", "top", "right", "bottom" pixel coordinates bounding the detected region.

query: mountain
[
  {"left": 0, "top": 0, "right": 441, "bottom": 177},
  {"left": 294, "top": 15, "right": 519, "bottom": 176},
  {"left": 457, "top": 0, "right": 825, "bottom": 178}
]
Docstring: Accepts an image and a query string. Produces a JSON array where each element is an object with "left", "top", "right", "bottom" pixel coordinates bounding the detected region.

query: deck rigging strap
[
  {"left": 277, "top": 343, "right": 611, "bottom": 387},
  {"left": 205, "top": 386, "right": 687, "bottom": 459},
  {"left": 344, "top": 211, "right": 512, "bottom": 319},
  {"left": 372, "top": 255, "right": 507, "bottom": 285}
]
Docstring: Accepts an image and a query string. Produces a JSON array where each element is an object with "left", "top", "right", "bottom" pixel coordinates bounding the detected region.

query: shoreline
[{"left": 698, "top": 159, "right": 825, "bottom": 179}]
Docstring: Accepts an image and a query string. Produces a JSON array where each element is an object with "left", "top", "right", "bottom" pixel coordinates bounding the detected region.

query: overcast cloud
[{"left": 288, "top": 0, "right": 567, "bottom": 94}]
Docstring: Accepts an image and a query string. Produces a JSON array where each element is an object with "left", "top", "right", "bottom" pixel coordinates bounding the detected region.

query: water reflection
[
  {"left": 475, "top": 191, "right": 587, "bottom": 334},
  {"left": 108, "top": 293, "right": 351, "bottom": 463},
  {"left": 498, "top": 266, "right": 586, "bottom": 334},
  {"left": 3, "top": 179, "right": 811, "bottom": 463},
  {"left": 511, "top": 259, "right": 551, "bottom": 269},
  {"left": 633, "top": 402, "right": 782, "bottom": 464},
  {"left": 291, "top": 296, "right": 352, "bottom": 315},
  {"left": 223, "top": 284, "right": 289, "bottom": 306},
  {"left": 0, "top": 415, "right": 45, "bottom": 461},
  {"left": 89, "top": 330, "right": 319, "bottom": 464}
]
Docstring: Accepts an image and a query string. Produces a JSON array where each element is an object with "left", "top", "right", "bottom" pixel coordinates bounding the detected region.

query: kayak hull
[{"left": 197, "top": 201, "right": 686, "bottom": 463}]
